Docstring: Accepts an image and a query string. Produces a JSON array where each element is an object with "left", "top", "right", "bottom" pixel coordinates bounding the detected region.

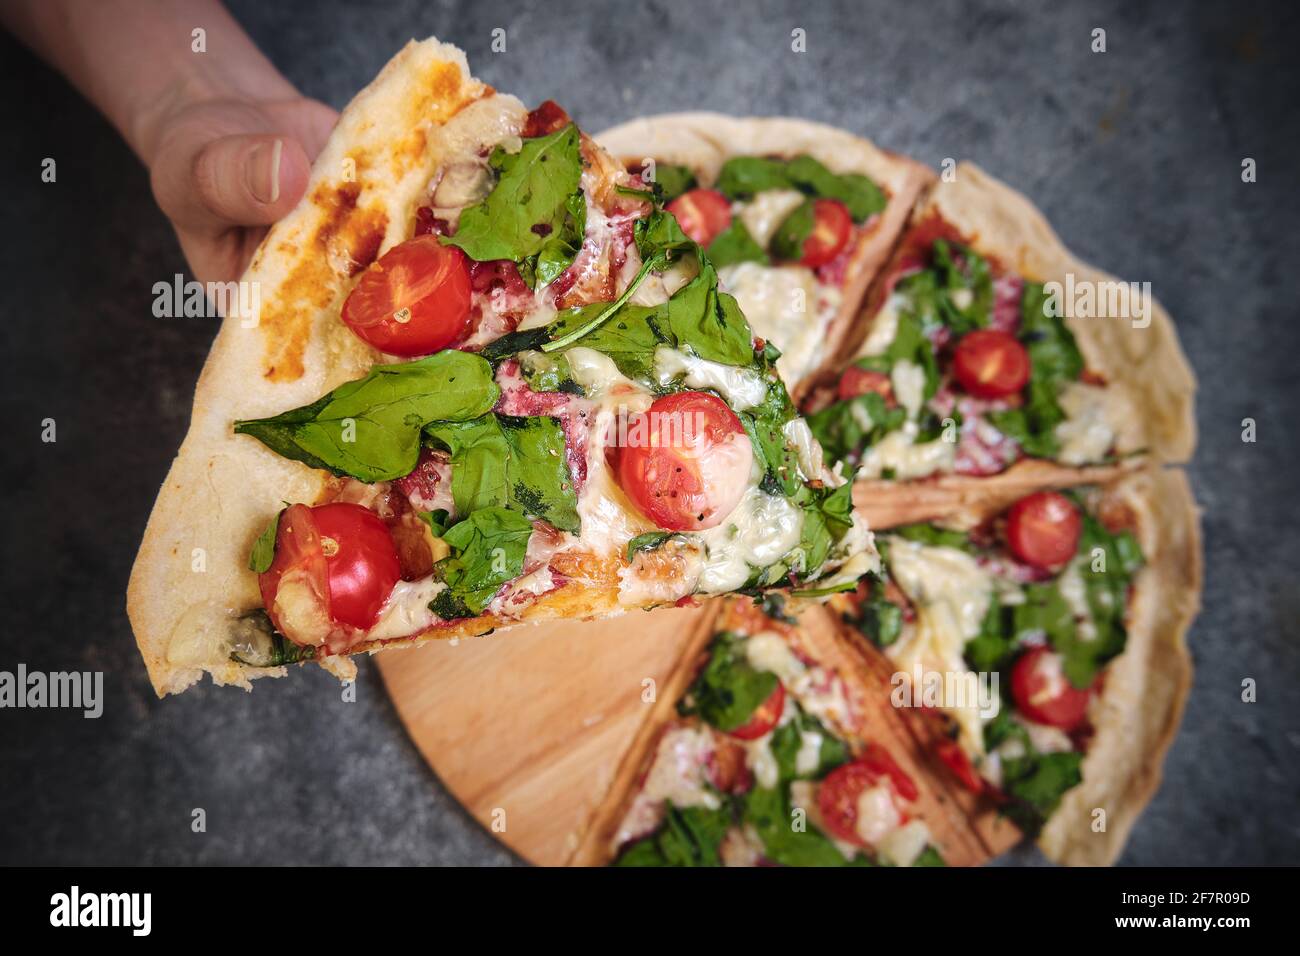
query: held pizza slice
[
  {"left": 833, "top": 467, "right": 1200, "bottom": 864},
  {"left": 597, "top": 114, "right": 934, "bottom": 400},
  {"left": 572, "top": 596, "right": 992, "bottom": 867},
  {"left": 803, "top": 162, "right": 1196, "bottom": 506},
  {"left": 128, "top": 40, "right": 877, "bottom": 697}
]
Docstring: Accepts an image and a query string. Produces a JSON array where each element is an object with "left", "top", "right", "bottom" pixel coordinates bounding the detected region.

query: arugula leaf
[
  {"left": 769, "top": 198, "right": 817, "bottom": 262},
  {"left": 247, "top": 510, "right": 281, "bottom": 573},
  {"left": 784, "top": 154, "right": 886, "bottom": 222},
  {"left": 743, "top": 786, "right": 872, "bottom": 866},
  {"left": 678, "top": 631, "right": 779, "bottom": 733},
  {"left": 430, "top": 507, "right": 534, "bottom": 618},
  {"left": 1054, "top": 512, "right": 1143, "bottom": 687},
  {"left": 715, "top": 156, "right": 795, "bottom": 198},
  {"left": 613, "top": 802, "right": 733, "bottom": 867},
  {"left": 234, "top": 351, "right": 499, "bottom": 482},
  {"left": 425, "top": 414, "right": 578, "bottom": 533},
  {"left": 440, "top": 125, "right": 584, "bottom": 286},
  {"left": 999, "top": 751, "right": 1084, "bottom": 836},
  {"left": 706, "top": 217, "right": 769, "bottom": 268},
  {"left": 653, "top": 163, "right": 698, "bottom": 204}
]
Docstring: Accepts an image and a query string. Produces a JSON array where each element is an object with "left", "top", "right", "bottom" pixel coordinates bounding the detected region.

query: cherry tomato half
[
  {"left": 952, "top": 329, "right": 1031, "bottom": 398},
  {"left": 817, "top": 744, "right": 917, "bottom": 847},
  {"left": 1010, "top": 645, "right": 1091, "bottom": 730},
  {"left": 836, "top": 366, "right": 894, "bottom": 404},
  {"left": 341, "top": 236, "right": 473, "bottom": 356},
  {"left": 1006, "top": 491, "right": 1082, "bottom": 569},
  {"left": 615, "top": 391, "right": 753, "bottom": 532},
  {"left": 728, "top": 683, "right": 786, "bottom": 740},
  {"left": 798, "top": 198, "right": 853, "bottom": 268},
  {"left": 259, "top": 503, "right": 401, "bottom": 636},
  {"left": 665, "top": 189, "right": 733, "bottom": 247}
]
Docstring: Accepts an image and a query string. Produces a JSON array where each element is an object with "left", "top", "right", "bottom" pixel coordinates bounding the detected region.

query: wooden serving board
[{"left": 376, "top": 602, "right": 718, "bottom": 865}]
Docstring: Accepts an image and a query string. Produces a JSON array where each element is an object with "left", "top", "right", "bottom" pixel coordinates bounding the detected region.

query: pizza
[
  {"left": 597, "top": 115, "right": 933, "bottom": 399},
  {"left": 127, "top": 40, "right": 876, "bottom": 696}
]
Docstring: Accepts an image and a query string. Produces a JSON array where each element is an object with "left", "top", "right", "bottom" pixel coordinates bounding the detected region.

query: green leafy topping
[
  {"left": 613, "top": 802, "right": 733, "bottom": 867},
  {"left": 625, "top": 531, "right": 681, "bottom": 564},
  {"left": 651, "top": 163, "right": 698, "bottom": 204},
  {"left": 850, "top": 587, "right": 904, "bottom": 648},
  {"left": 890, "top": 523, "right": 971, "bottom": 551},
  {"left": 233, "top": 351, "right": 498, "bottom": 482},
  {"left": 770, "top": 711, "right": 849, "bottom": 782},
  {"left": 430, "top": 507, "right": 534, "bottom": 618},
  {"left": 705, "top": 217, "right": 769, "bottom": 268},
  {"left": 714, "top": 154, "right": 885, "bottom": 222},
  {"left": 247, "top": 510, "right": 281, "bottom": 573},
  {"left": 769, "top": 198, "right": 817, "bottom": 261},
  {"left": 983, "top": 706, "right": 1085, "bottom": 835},
  {"left": 743, "top": 786, "right": 873, "bottom": 867},
  {"left": 912, "top": 846, "right": 947, "bottom": 867},
  {"left": 964, "top": 595, "right": 1017, "bottom": 673},
  {"left": 425, "top": 414, "right": 578, "bottom": 533},
  {"left": 440, "top": 125, "right": 584, "bottom": 287},
  {"left": 987, "top": 281, "right": 1085, "bottom": 458},
  {"left": 228, "top": 610, "right": 315, "bottom": 667},
  {"left": 678, "top": 631, "right": 779, "bottom": 733},
  {"left": 416, "top": 509, "right": 450, "bottom": 537},
  {"left": 806, "top": 390, "right": 907, "bottom": 470}
]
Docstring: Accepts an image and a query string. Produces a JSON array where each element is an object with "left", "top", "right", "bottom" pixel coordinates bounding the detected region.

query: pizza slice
[
  {"left": 574, "top": 596, "right": 993, "bottom": 867},
  {"left": 803, "top": 162, "right": 1195, "bottom": 499},
  {"left": 597, "top": 114, "right": 933, "bottom": 399},
  {"left": 834, "top": 468, "right": 1200, "bottom": 864},
  {"left": 128, "top": 40, "right": 876, "bottom": 696}
]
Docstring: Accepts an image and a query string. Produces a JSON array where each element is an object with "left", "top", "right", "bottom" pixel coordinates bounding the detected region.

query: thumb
[{"left": 155, "top": 132, "right": 312, "bottom": 232}]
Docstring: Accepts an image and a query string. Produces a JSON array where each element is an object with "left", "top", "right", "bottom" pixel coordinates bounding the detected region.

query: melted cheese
[
  {"left": 794, "top": 728, "right": 825, "bottom": 776},
  {"left": 695, "top": 487, "right": 804, "bottom": 594},
  {"left": 735, "top": 189, "right": 807, "bottom": 246},
  {"left": 856, "top": 421, "right": 956, "bottom": 480},
  {"left": 743, "top": 735, "right": 780, "bottom": 789},
  {"left": 877, "top": 819, "right": 932, "bottom": 867},
  {"left": 891, "top": 359, "right": 927, "bottom": 419},
  {"left": 1054, "top": 381, "right": 1123, "bottom": 465},
  {"left": 367, "top": 577, "right": 446, "bottom": 641},
  {"left": 857, "top": 293, "right": 904, "bottom": 356},
  {"left": 719, "top": 262, "right": 832, "bottom": 387},
  {"left": 854, "top": 783, "right": 905, "bottom": 846},
  {"left": 744, "top": 631, "right": 807, "bottom": 683},
  {"left": 885, "top": 538, "right": 997, "bottom": 756},
  {"left": 652, "top": 346, "right": 767, "bottom": 411},
  {"left": 1057, "top": 557, "right": 1098, "bottom": 641}
]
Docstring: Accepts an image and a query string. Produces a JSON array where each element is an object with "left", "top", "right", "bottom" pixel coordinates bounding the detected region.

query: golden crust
[{"left": 595, "top": 113, "right": 935, "bottom": 400}]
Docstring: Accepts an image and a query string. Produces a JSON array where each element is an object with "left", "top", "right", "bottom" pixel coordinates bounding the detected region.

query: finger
[{"left": 189, "top": 133, "right": 311, "bottom": 229}]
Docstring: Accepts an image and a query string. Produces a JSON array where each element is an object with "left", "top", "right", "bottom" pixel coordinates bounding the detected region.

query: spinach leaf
[
  {"left": 424, "top": 414, "right": 578, "bottom": 533},
  {"left": 770, "top": 710, "right": 849, "bottom": 782},
  {"left": 805, "top": 390, "right": 907, "bottom": 469},
  {"left": 247, "top": 510, "right": 281, "bottom": 573},
  {"left": 706, "top": 217, "right": 769, "bottom": 268},
  {"left": 769, "top": 198, "right": 817, "bottom": 262},
  {"left": 890, "top": 523, "right": 970, "bottom": 551},
  {"left": 987, "top": 281, "right": 1085, "bottom": 459},
  {"left": 613, "top": 802, "right": 733, "bottom": 867},
  {"left": 999, "top": 750, "right": 1084, "bottom": 836},
  {"left": 652, "top": 163, "right": 697, "bottom": 204},
  {"left": 430, "top": 506, "right": 534, "bottom": 618},
  {"left": 912, "top": 846, "right": 947, "bottom": 867},
  {"left": 851, "top": 589, "right": 904, "bottom": 648},
  {"left": 678, "top": 631, "right": 779, "bottom": 733},
  {"left": 626, "top": 531, "right": 681, "bottom": 563},
  {"left": 715, "top": 156, "right": 795, "bottom": 198},
  {"left": 441, "top": 125, "right": 584, "bottom": 286},
  {"left": 741, "top": 382, "right": 807, "bottom": 496},
  {"left": 793, "top": 482, "right": 855, "bottom": 577},
  {"left": 743, "top": 786, "right": 871, "bottom": 867},
  {"left": 233, "top": 351, "right": 499, "bottom": 482},
  {"left": 784, "top": 154, "right": 886, "bottom": 222}
]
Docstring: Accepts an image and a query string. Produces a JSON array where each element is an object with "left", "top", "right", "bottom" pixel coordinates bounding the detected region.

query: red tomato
[
  {"left": 728, "top": 683, "right": 785, "bottom": 740},
  {"left": 522, "top": 100, "right": 572, "bottom": 138},
  {"left": 259, "top": 503, "right": 401, "bottom": 635},
  {"left": 1006, "top": 491, "right": 1082, "bottom": 569},
  {"left": 935, "top": 738, "right": 983, "bottom": 793},
  {"left": 798, "top": 199, "right": 853, "bottom": 268},
  {"left": 817, "top": 744, "right": 918, "bottom": 846},
  {"left": 341, "top": 236, "right": 473, "bottom": 356},
  {"left": 1010, "top": 646, "right": 1091, "bottom": 730},
  {"left": 615, "top": 391, "right": 753, "bottom": 532},
  {"left": 952, "top": 329, "right": 1031, "bottom": 398},
  {"left": 836, "top": 366, "right": 894, "bottom": 404},
  {"left": 665, "top": 189, "right": 732, "bottom": 247}
]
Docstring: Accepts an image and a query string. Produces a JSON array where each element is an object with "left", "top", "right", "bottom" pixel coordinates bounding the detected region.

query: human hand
[{"left": 145, "top": 93, "right": 339, "bottom": 286}]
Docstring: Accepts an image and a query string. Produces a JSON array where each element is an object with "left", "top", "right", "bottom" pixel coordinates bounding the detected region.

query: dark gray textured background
[{"left": 1, "top": 0, "right": 1297, "bottom": 866}]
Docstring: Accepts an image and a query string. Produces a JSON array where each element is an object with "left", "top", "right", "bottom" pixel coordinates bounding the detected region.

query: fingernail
[{"left": 249, "top": 139, "right": 283, "bottom": 204}]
